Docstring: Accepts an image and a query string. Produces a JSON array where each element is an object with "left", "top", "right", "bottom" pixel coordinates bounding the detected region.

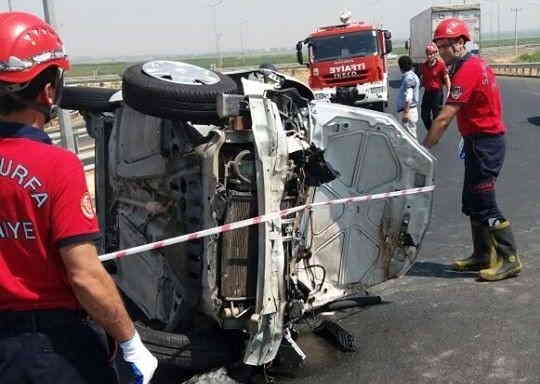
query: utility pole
[
  {"left": 42, "top": 0, "right": 55, "bottom": 25},
  {"left": 497, "top": 1, "right": 501, "bottom": 49},
  {"left": 240, "top": 20, "right": 247, "bottom": 65},
  {"left": 489, "top": 3, "right": 494, "bottom": 41},
  {"left": 7, "top": 0, "right": 12, "bottom": 11},
  {"left": 479, "top": 0, "right": 500, "bottom": 47},
  {"left": 209, "top": 0, "right": 224, "bottom": 68},
  {"left": 42, "top": 0, "right": 76, "bottom": 153},
  {"left": 511, "top": 7, "right": 523, "bottom": 57}
]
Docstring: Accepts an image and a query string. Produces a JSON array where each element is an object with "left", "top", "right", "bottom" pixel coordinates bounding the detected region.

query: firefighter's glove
[{"left": 120, "top": 331, "right": 158, "bottom": 384}]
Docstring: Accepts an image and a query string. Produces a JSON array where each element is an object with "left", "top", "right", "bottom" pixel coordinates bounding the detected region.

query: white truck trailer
[{"left": 407, "top": 4, "right": 481, "bottom": 72}]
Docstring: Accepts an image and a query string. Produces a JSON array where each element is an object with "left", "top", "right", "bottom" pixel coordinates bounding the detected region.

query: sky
[{"left": 2, "top": 0, "right": 540, "bottom": 58}]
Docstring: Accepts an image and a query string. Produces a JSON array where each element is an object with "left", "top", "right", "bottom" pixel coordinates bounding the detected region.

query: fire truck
[{"left": 296, "top": 12, "right": 393, "bottom": 111}]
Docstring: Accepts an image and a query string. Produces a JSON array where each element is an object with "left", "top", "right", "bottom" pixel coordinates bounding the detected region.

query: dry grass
[{"left": 282, "top": 67, "right": 310, "bottom": 84}]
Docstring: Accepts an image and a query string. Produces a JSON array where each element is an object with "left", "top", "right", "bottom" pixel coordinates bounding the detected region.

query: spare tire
[
  {"left": 122, "top": 61, "right": 238, "bottom": 123},
  {"left": 135, "top": 323, "right": 244, "bottom": 371},
  {"left": 60, "top": 86, "right": 119, "bottom": 112}
]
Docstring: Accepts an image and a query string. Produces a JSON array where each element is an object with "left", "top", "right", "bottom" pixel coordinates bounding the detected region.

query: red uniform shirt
[
  {"left": 446, "top": 55, "right": 506, "bottom": 137},
  {"left": 422, "top": 58, "right": 448, "bottom": 91},
  {"left": 0, "top": 123, "right": 100, "bottom": 311}
]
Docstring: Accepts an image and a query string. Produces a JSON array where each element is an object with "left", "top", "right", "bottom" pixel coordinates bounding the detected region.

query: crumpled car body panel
[
  {"left": 88, "top": 67, "right": 435, "bottom": 368},
  {"left": 299, "top": 102, "right": 435, "bottom": 309},
  {"left": 242, "top": 84, "right": 288, "bottom": 365}
]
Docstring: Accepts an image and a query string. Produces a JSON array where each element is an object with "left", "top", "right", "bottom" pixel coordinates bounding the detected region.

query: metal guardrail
[
  {"left": 55, "top": 60, "right": 537, "bottom": 172},
  {"left": 491, "top": 63, "right": 540, "bottom": 78},
  {"left": 64, "top": 64, "right": 304, "bottom": 85},
  {"left": 57, "top": 65, "right": 308, "bottom": 172},
  {"left": 45, "top": 113, "right": 96, "bottom": 170},
  {"left": 65, "top": 74, "right": 121, "bottom": 85}
]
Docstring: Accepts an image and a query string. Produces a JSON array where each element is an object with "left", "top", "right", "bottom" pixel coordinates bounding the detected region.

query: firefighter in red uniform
[
  {"left": 420, "top": 43, "right": 451, "bottom": 131},
  {"left": 423, "top": 18, "right": 522, "bottom": 281},
  {"left": 0, "top": 12, "right": 157, "bottom": 383}
]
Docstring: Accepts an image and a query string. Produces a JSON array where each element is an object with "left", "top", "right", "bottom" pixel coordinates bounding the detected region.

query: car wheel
[
  {"left": 122, "top": 61, "right": 238, "bottom": 123},
  {"left": 60, "top": 86, "right": 119, "bottom": 112},
  {"left": 135, "top": 323, "right": 244, "bottom": 371}
]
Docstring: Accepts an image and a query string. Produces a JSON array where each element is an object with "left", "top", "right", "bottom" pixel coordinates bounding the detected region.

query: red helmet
[
  {"left": 425, "top": 43, "right": 438, "bottom": 55},
  {"left": 433, "top": 18, "right": 471, "bottom": 42},
  {"left": 0, "top": 12, "right": 70, "bottom": 85}
]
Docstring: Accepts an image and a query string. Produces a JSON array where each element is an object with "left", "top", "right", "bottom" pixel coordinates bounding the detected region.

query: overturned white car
[{"left": 62, "top": 61, "right": 435, "bottom": 377}]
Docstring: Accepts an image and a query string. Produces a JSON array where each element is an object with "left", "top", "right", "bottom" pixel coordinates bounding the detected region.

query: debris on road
[{"left": 181, "top": 368, "right": 242, "bottom": 384}]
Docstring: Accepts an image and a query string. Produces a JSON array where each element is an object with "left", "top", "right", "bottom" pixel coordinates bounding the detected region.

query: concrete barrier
[{"left": 491, "top": 63, "right": 540, "bottom": 78}]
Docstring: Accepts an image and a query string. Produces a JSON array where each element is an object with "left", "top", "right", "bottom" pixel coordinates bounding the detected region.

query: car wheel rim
[{"left": 142, "top": 61, "right": 221, "bottom": 85}]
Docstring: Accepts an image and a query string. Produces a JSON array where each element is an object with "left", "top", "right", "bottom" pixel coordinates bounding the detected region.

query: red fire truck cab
[{"left": 296, "top": 14, "right": 393, "bottom": 112}]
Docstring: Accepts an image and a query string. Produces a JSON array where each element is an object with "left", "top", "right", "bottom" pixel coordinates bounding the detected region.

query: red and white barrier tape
[{"left": 99, "top": 186, "right": 435, "bottom": 262}]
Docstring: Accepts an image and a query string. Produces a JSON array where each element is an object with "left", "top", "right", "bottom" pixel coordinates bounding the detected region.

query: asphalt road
[{"left": 285, "top": 69, "right": 540, "bottom": 384}]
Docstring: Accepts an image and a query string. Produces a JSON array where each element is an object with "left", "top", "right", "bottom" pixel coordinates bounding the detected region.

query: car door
[{"left": 299, "top": 102, "right": 435, "bottom": 308}]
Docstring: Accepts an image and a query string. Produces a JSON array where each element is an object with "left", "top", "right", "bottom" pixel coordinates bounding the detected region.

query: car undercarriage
[{"left": 62, "top": 62, "right": 435, "bottom": 378}]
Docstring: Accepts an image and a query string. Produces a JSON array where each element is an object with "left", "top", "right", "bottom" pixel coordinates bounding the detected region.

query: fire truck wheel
[
  {"left": 134, "top": 323, "right": 244, "bottom": 371},
  {"left": 60, "top": 86, "right": 119, "bottom": 113},
  {"left": 372, "top": 102, "right": 386, "bottom": 112},
  {"left": 122, "top": 61, "right": 238, "bottom": 123}
]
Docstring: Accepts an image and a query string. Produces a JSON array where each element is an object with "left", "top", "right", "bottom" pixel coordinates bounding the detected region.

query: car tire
[
  {"left": 122, "top": 62, "right": 238, "bottom": 123},
  {"left": 135, "top": 323, "right": 244, "bottom": 371},
  {"left": 60, "top": 86, "right": 119, "bottom": 112}
]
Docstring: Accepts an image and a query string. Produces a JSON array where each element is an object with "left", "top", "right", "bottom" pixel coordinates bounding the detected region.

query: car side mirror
[
  {"left": 296, "top": 41, "right": 304, "bottom": 65},
  {"left": 385, "top": 39, "right": 393, "bottom": 54},
  {"left": 404, "top": 40, "right": 409, "bottom": 51}
]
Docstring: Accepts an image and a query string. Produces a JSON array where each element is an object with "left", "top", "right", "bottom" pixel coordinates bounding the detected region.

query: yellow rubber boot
[
  {"left": 452, "top": 220, "right": 496, "bottom": 271},
  {"left": 479, "top": 221, "right": 522, "bottom": 281}
]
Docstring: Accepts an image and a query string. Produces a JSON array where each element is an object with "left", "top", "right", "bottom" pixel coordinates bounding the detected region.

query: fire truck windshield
[{"left": 311, "top": 31, "right": 377, "bottom": 62}]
